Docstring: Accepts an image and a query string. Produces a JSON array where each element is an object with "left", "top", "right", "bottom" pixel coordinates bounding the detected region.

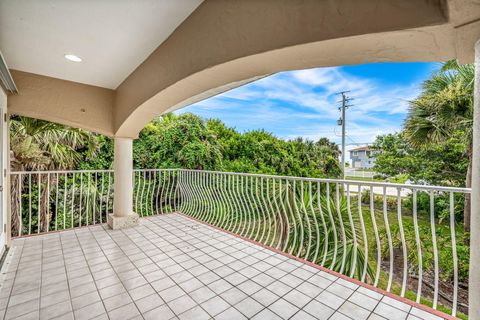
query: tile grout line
[
  {"left": 182, "top": 215, "right": 336, "bottom": 319},
  {"left": 55, "top": 232, "right": 75, "bottom": 319},
  {"left": 148, "top": 215, "right": 345, "bottom": 320},
  {"left": 4, "top": 214, "right": 447, "bottom": 320},
  {"left": 144, "top": 216, "right": 257, "bottom": 318},
  {"left": 88, "top": 225, "right": 147, "bottom": 320},
  {"left": 141, "top": 216, "right": 236, "bottom": 319},
  {"left": 169, "top": 215, "right": 374, "bottom": 319},
  {"left": 174, "top": 213, "right": 438, "bottom": 320},
  {"left": 72, "top": 227, "right": 114, "bottom": 320},
  {"left": 0, "top": 244, "right": 19, "bottom": 319},
  {"left": 179, "top": 212, "right": 453, "bottom": 320}
]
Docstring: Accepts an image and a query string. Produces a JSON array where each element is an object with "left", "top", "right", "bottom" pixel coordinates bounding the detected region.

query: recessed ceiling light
[{"left": 64, "top": 54, "right": 82, "bottom": 62}]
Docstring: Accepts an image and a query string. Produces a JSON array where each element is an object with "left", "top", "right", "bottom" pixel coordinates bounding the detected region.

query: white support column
[
  {"left": 470, "top": 40, "right": 480, "bottom": 320},
  {"left": 107, "top": 137, "right": 138, "bottom": 229}
]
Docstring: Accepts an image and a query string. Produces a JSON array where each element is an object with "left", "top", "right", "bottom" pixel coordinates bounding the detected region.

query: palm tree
[
  {"left": 10, "top": 116, "right": 98, "bottom": 234},
  {"left": 404, "top": 60, "right": 473, "bottom": 234}
]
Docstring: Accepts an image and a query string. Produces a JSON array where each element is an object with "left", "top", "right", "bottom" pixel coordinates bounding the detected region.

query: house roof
[{"left": 349, "top": 146, "right": 373, "bottom": 152}]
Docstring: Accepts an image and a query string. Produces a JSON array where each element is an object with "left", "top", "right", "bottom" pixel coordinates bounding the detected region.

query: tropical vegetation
[
  {"left": 10, "top": 116, "right": 98, "bottom": 234},
  {"left": 374, "top": 60, "right": 473, "bottom": 233},
  {"left": 82, "top": 112, "right": 343, "bottom": 178}
]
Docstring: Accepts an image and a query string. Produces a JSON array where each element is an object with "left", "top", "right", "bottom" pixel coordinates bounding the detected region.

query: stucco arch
[
  {"left": 114, "top": 0, "right": 462, "bottom": 138},
  {"left": 115, "top": 26, "right": 457, "bottom": 138}
]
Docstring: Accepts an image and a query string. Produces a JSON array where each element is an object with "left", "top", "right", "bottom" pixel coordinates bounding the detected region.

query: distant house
[{"left": 349, "top": 146, "right": 378, "bottom": 169}]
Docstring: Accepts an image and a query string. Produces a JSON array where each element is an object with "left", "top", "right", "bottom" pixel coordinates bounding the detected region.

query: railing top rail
[
  {"left": 10, "top": 169, "right": 114, "bottom": 174},
  {"left": 178, "top": 169, "right": 472, "bottom": 193},
  {"left": 9, "top": 168, "right": 471, "bottom": 193},
  {"left": 11, "top": 168, "right": 179, "bottom": 174},
  {"left": 134, "top": 168, "right": 179, "bottom": 172}
]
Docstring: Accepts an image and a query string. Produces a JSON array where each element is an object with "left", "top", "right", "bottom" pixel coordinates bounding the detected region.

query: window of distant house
[{"left": 352, "top": 151, "right": 358, "bottom": 156}]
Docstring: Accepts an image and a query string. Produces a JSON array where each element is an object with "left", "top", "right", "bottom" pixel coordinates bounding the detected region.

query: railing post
[
  {"left": 470, "top": 39, "right": 480, "bottom": 320},
  {"left": 107, "top": 137, "right": 138, "bottom": 229}
]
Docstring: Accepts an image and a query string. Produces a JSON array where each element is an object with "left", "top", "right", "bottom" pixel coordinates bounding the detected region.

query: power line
[
  {"left": 346, "top": 134, "right": 358, "bottom": 145},
  {"left": 335, "top": 91, "right": 354, "bottom": 179},
  {"left": 345, "top": 142, "right": 373, "bottom": 145},
  {"left": 334, "top": 142, "right": 374, "bottom": 147}
]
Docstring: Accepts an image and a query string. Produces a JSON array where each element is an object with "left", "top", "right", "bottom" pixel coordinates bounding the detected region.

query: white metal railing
[
  {"left": 10, "top": 169, "right": 177, "bottom": 237},
  {"left": 133, "top": 169, "right": 179, "bottom": 216},
  {"left": 177, "top": 169, "right": 470, "bottom": 317},
  {"left": 10, "top": 170, "right": 114, "bottom": 236},
  {"left": 9, "top": 168, "right": 470, "bottom": 316}
]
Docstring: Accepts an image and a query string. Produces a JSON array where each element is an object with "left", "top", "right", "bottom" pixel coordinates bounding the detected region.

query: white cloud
[{"left": 177, "top": 64, "right": 426, "bottom": 145}]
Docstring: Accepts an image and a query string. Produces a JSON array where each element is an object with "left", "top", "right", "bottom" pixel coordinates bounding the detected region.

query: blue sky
[{"left": 177, "top": 62, "right": 439, "bottom": 148}]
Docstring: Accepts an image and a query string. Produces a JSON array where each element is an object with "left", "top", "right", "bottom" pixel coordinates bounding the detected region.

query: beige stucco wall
[
  {"left": 4, "top": 0, "right": 480, "bottom": 137},
  {"left": 8, "top": 70, "right": 115, "bottom": 136}
]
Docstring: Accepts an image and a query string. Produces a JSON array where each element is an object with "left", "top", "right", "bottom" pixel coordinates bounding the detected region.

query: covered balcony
[
  {"left": 4, "top": 169, "right": 471, "bottom": 319},
  {"left": 1, "top": 1, "right": 480, "bottom": 319}
]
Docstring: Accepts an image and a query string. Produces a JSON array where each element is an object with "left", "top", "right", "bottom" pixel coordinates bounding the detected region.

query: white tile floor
[{"left": 0, "top": 214, "right": 446, "bottom": 320}]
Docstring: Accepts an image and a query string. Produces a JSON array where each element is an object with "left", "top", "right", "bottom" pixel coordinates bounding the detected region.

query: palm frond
[
  {"left": 10, "top": 116, "right": 99, "bottom": 171},
  {"left": 405, "top": 60, "right": 473, "bottom": 149}
]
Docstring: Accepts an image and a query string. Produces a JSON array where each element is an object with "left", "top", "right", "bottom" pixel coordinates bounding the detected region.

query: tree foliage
[
  {"left": 12, "top": 113, "right": 342, "bottom": 179},
  {"left": 9, "top": 116, "right": 99, "bottom": 234},
  {"left": 373, "top": 59, "right": 473, "bottom": 233},
  {"left": 374, "top": 60, "right": 473, "bottom": 188},
  {"left": 133, "top": 114, "right": 223, "bottom": 170},
  {"left": 98, "top": 113, "right": 342, "bottom": 178},
  {"left": 10, "top": 116, "right": 98, "bottom": 171},
  {"left": 372, "top": 132, "right": 468, "bottom": 187},
  {"left": 404, "top": 60, "right": 473, "bottom": 149}
]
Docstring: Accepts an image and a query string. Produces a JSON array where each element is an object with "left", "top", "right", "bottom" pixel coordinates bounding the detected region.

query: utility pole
[{"left": 336, "top": 91, "right": 353, "bottom": 179}]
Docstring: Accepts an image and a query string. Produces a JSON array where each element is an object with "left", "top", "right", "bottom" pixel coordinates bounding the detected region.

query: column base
[{"left": 107, "top": 213, "right": 139, "bottom": 230}]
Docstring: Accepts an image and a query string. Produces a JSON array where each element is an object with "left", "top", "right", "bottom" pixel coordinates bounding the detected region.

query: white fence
[{"left": 345, "top": 169, "right": 376, "bottom": 178}]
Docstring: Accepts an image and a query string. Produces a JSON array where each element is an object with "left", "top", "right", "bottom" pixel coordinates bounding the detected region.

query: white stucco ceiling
[{"left": 0, "top": 0, "right": 203, "bottom": 89}]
